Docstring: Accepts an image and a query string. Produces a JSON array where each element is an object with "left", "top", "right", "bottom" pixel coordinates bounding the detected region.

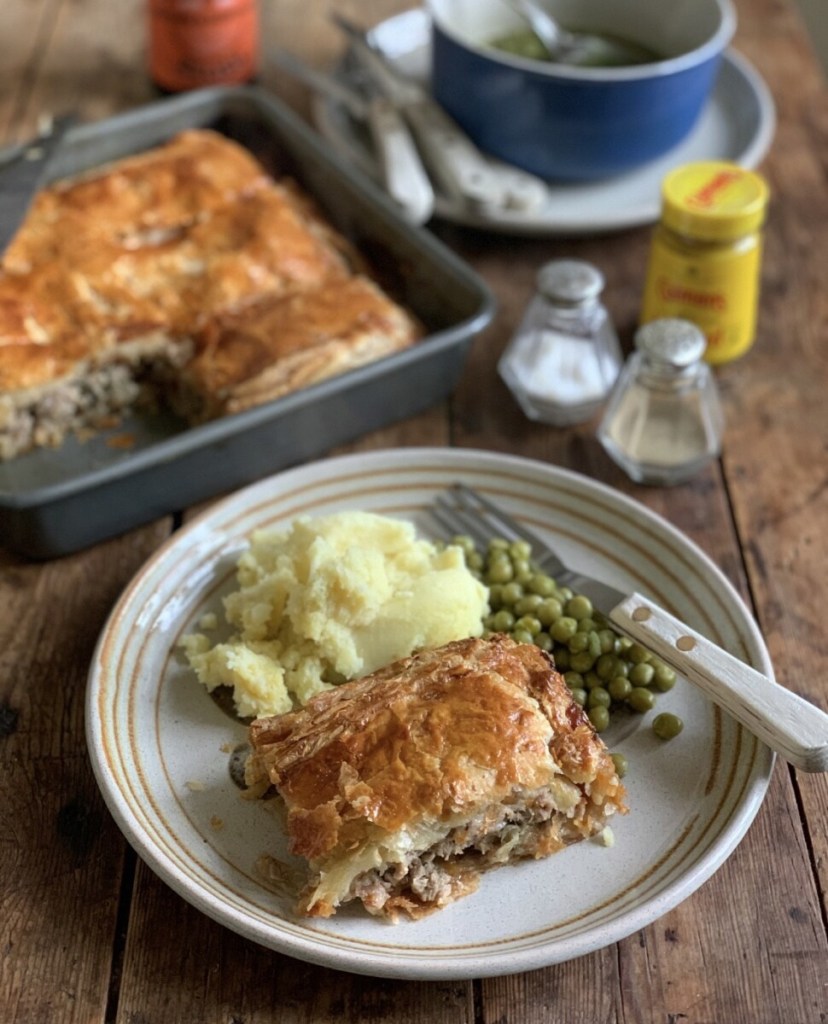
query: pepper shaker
[
  {"left": 597, "top": 318, "right": 724, "bottom": 485},
  {"left": 498, "top": 259, "right": 622, "bottom": 426}
]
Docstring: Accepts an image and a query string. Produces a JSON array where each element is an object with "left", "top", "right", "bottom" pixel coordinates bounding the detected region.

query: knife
[
  {"left": 269, "top": 48, "right": 435, "bottom": 225},
  {"left": 331, "top": 14, "right": 549, "bottom": 214},
  {"left": 0, "top": 114, "right": 77, "bottom": 254}
]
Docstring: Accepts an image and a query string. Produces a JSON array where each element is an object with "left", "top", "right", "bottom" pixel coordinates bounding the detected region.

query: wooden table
[{"left": 2, "top": 1, "right": 827, "bottom": 1020}]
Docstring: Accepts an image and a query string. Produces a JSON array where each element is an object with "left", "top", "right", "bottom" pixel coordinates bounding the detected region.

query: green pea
[
  {"left": 627, "top": 686, "right": 656, "bottom": 713},
  {"left": 570, "top": 651, "right": 596, "bottom": 673},
  {"left": 583, "top": 670, "right": 603, "bottom": 690},
  {"left": 608, "top": 676, "right": 633, "bottom": 701},
  {"left": 629, "top": 662, "right": 655, "bottom": 687},
  {"left": 570, "top": 688, "right": 587, "bottom": 707},
  {"left": 611, "top": 752, "right": 629, "bottom": 778},
  {"left": 569, "top": 631, "right": 591, "bottom": 654},
  {"left": 551, "top": 617, "right": 578, "bottom": 643},
  {"left": 488, "top": 538, "right": 509, "bottom": 553},
  {"left": 515, "top": 594, "right": 543, "bottom": 615},
  {"left": 537, "top": 597, "right": 564, "bottom": 626},
  {"left": 564, "top": 671, "right": 584, "bottom": 690},
  {"left": 535, "top": 631, "right": 553, "bottom": 652},
  {"left": 595, "top": 653, "right": 617, "bottom": 680},
  {"left": 587, "top": 686, "right": 611, "bottom": 709},
  {"left": 566, "top": 595, "right": 594, "bottom": 621},
  {"left": 512, "top": 628, "right": 534, "bottom": 645},
  {"left": 598, "top": 629, "right": 617, "bottom": 654},
  {"left": 528, "top": 573, "right": 557, "bottom": 596},
  {"left": 500, "top": 582, "right": 524, "bottom": 606},
  {"left": 652, "top": 660, "right": 677, "bottom": 691},
  {"left": 515, "top": 614, "right": 542, "bottom": 637},
  {"left": 652, "top": 712, "right": 684, "bottom": 740},
  {"left": 486, "top": 558, "right": 514, "bottom": 584},
  {"left": 588, "top": 705, "right": 610, "bottom": 732},
  {"left": 491, "top": 609, "right": 515, "bottom": 632},
  {"left": 627, "top": 643, "right": 651, "bottom": 664},
  {"left": 509, "top": 540, "right": 532, "bottom": 562},
  {"left": 467, "top": 551, "right": 484, "bottom": 572}
]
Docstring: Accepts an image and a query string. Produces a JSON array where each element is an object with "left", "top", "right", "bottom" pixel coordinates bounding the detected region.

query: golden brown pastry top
[
  {"left": 2, "top": 129, "right": 270, "bottom": 274},
  {"left": 246, "top": 634, "right": 624, "bottom": 864},
  {"left": 184, "top": 274, "right": 420, "bottom": 416},
  {"left": 0, "top": 129, "right": 373, "bottom": 394}
]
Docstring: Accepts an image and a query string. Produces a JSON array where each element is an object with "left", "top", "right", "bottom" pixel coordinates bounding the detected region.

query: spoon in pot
[{"left": 499, "top": 0, "right": 657, "bottom": 67}]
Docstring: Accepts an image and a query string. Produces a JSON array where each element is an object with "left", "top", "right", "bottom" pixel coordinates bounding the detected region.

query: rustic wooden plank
[
  {"left": 0, "top": 524, "right": 172, "bottom": 1024},
  {"left": 720, "top": 0, "right": 828, "bottom": 934},
  {"left": 114, "top": 859, "right": 474, "bottom": 1024}
]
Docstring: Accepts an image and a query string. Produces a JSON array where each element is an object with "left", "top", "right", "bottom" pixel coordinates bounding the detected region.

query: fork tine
[
  {"left": 449, "top": 485, "right": 567, "bottom": 576},
  {"left": 431, "top": 484, "right": 564, "bottom": 577},
  {"left": 431, "top": 494, "right": 493, "bottom": 550}
]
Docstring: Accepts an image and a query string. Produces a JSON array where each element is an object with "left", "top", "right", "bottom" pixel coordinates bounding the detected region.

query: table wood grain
[{"left": 1, "top": 1, "right": 827, "bottom": 1021}]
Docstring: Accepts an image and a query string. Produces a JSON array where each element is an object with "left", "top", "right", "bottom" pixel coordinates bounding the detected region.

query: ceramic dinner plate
[
  {"left": 86, "top": 447, "right": 774, "bottom": 979},
  {"left": 314, "top": 9, "right": 776, "bottom": 236}
]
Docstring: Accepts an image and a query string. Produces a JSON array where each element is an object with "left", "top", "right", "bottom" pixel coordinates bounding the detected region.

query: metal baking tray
[{"left": 0, "top": 87, "right": 495, "bottom": 559}]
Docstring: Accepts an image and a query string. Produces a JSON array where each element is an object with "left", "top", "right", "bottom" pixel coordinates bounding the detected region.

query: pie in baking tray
[
  {"left": 244, "top": 634, "right": 627, "bottom": 921},
  {"left": 0, "top": 129, "right": 420, "bottom": 459}
]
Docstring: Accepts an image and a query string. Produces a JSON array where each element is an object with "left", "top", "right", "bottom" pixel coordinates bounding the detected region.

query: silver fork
[{"left": 431, "top": 483, "right": 828, "bottom": 773}]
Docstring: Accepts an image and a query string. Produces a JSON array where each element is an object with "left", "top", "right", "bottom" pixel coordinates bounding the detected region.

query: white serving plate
[
  {"left": 86, "top": 447, "right": 773, "bottom": 979},
  {"left": 314, "top": 8, "right": 776, "bottom": 236}
]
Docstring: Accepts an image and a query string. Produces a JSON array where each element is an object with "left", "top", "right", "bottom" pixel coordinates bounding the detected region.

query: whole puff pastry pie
[{"left": 245, "top": 634, "right": 627, "bottom": 921}]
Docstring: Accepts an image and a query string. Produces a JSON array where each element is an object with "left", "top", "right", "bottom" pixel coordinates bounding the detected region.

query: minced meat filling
[{"left": 349, "top": 792, "right": 572, "bottom": 913}]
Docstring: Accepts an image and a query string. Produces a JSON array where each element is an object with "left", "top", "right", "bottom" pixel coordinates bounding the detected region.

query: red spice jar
[{"left": 148, "top": 0, "right": 259, "bottom": 93}]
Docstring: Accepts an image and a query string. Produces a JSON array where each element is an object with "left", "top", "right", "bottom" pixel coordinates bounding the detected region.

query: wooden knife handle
[{"left": 610, "top": 592, "right": 828, "bottom": 773}]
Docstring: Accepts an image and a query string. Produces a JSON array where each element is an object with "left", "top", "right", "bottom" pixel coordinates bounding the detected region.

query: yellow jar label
[{"left": 640, "top": 239, "right": 762, "bottom": 364}]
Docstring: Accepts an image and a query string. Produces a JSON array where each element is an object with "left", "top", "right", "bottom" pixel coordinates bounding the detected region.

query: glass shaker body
[
  {"left": 499, "top": 260, "right": 622, "bottom": 427},
  {"left": 598, "top": 319, "right": 724, "bottom": 486}
]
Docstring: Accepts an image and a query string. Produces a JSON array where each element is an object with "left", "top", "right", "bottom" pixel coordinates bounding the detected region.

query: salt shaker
[
  {"left": 498, "top": 259, "right": 622, "bottom": 426},
  {"left": 597, "top": 318, "right": 724, "bottom": 486}
]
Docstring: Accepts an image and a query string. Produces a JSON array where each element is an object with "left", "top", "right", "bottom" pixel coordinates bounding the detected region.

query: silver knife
[
  {"left": 331, "top": 14, "right": 548, "bottom": 214},
  {"left": 269, "top": 48, "right": 435, "bottom": 225},
  {"left": 0, "top": 114, "right": 77, "bottom": 254}
]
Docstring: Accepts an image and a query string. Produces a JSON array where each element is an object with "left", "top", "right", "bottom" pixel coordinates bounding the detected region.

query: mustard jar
[
  {"left": 640, "top": 161, "right": 769, "bottom": 365},
  {"left": 498, "top": 259, "right": 622, "bottom": 426},
  {"left": 597, "top": 318, "right": 724, "bottom": 486}
]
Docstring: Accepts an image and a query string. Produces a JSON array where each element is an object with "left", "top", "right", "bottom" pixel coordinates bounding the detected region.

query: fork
[{"left": 431, "top": 484, "right": 828, "bottom": 773}]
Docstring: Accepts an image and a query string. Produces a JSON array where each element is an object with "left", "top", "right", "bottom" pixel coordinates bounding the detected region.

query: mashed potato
[{"left": 181, "top": 510, "right": 489, "bottom": 718}]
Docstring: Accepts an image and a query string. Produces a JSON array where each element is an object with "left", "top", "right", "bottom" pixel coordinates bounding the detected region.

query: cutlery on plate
[
  {"left": 330, "top": 13, "right": 549, "bottom": 214},
  {"left": 431, "top": 483, "right": 828, "bottom": 774},
  {"left": 0, "top": 113, "right": 77, "bottom": 253},
  {"left": 269, "top": 48, "right": 435, "bottom": 225}
]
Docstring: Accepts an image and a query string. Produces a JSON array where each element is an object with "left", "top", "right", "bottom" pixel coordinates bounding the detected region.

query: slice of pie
[{"left": 245, "top": 634, "right": 627, "bottom": 921}]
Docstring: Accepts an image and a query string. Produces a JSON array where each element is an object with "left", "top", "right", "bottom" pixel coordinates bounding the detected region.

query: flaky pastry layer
[{"left": 246, "top": 634, "right": 627, "bottom": 921}]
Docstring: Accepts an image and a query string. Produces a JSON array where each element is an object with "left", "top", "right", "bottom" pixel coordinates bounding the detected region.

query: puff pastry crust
[
  {"left": 0, "top": 129, "right": 420, "bottom": 458},
  {"left": 245, "top": 634, "right": 627, "bottom": 921}
]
